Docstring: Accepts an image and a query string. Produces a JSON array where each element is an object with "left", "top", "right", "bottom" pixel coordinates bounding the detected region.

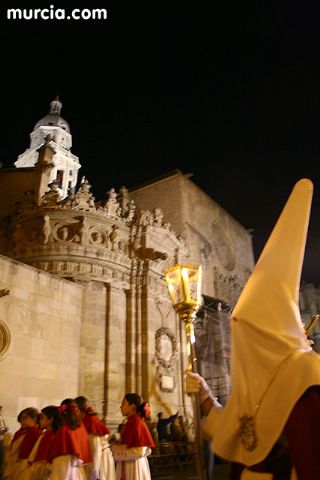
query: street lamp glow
[{"left": 164, "top": 263, "right": 203, "bottom": 316}]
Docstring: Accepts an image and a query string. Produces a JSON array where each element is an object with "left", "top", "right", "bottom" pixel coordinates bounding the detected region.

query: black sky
[{"left": 1, "top": 2, "right": 320, "bottom": 284}]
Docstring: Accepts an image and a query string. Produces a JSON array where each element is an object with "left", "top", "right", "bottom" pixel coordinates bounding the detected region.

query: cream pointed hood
[{"left": 203, "top": 178, "right": 320, "bottom": 465}]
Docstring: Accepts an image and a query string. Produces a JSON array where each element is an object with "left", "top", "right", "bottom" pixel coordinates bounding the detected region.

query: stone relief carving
[
  {"left": 126, "top": 200, "right": 136, "bottom": 223},
  {"left": 62, "top": 178, "right": 96, "bottom": 211},
  {"left": 119, "top": 186, "right": 130, "bottom": 215},
  {"left": 43, "top": 215, "right": 52, "bottom": 244},
  {"left": 52, "top": 219, "right": 80, "bottom": 243},
  {"left": 42, "top": 181, "right": 62, "bottom": 207},
  {"left": 89, "top": 227, "right": 109, "bottom": 247},
  {"left": 155, "top": 327, "right": 177, "bottom": 393},
  {"left": 138, "top": 210, "right": 154, "bottom": 227},
  {"left": 110, "top": 225, "right": 120, "bottom": 252},
  {"left": 79, "top": 217, "right": 90, "bottom": 245},
  {"left": 102, "top": 188, "right": 122, "bottom": 217},
  {"left": 0, "top": 320, "right": 11, "bottom": 357},
  {"left": 153, "top": 208, "right": 163, "bottom": 227},
  {"left": 155, "top": 327, "right": 177, "bottom": 368},
  {"left": 1, "top": 179, "right": 187, "bottom": 298}
]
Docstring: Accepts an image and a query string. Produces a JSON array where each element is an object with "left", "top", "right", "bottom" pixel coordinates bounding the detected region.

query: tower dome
[
  {"left": 33, "top": 97, "right": 70, "bottom": 132},
  {"left": 14, "top": 97, "right": 81, "bottom": 199}
]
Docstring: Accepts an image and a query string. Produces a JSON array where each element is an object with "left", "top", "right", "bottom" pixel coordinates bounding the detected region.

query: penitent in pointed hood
[{"left": 203, "top": 178, "right": 320, "bottom": 465}]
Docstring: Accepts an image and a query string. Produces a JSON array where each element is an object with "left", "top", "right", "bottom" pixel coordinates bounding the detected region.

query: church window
[{"left": 69, "top": 170, "right": 73, "bottom": 176}]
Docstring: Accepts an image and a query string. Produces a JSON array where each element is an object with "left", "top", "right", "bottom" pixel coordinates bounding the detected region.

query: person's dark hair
[
  {"left": 118, "top": 422, "right": 125, "bottom": 433},
  {"left": 58, "top": 400, "right": 82, "bottom": 430},
  {"left": 139, "top": 401, "right": 150, "bottom": 420},
  {"left": 41, "top": 406, "right": 63, "bottom": 431},
  {"left": 125, "top": 393, "right": 141, "bottom": 410},
  {"left": 60, "top": 398, "right": 74, "bottom": 406},
  {"left": 17, "top": 407, "right": 39, "bottom": 423},
  {"left": 157, "top": 412, "right": 163, "bottom": 419},
  {"left": 74, "top": 396, "right": 97, "bottom": 416}
]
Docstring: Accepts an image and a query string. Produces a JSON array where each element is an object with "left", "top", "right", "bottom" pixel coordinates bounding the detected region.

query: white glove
[{"left": 185, "top": 371, "right": 212, "bottom": 403}]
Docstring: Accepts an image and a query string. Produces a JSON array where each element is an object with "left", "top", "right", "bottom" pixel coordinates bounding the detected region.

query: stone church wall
[
  {"left": 0, "top": 255, "right": 82, "bottom": 432},
  {"left": 131, "top": 171, "right": 255, "bottom": 306}
]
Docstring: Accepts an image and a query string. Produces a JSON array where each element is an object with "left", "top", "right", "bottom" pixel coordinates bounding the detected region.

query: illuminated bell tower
[{"left": 14, "top": 97, "right": 81, "bottom": 199}]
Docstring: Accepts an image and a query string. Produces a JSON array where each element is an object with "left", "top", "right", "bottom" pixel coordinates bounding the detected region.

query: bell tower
[{"left": 14, "top": 98, "right": 81, "bottom": 199}]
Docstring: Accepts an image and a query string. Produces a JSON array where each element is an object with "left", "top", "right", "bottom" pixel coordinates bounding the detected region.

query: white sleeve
[{"left": 111, "top": 444, "right": 152, "bottom": 460}]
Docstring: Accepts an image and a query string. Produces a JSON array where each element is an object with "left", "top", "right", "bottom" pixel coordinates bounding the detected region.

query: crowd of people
[
  {"left": 0, "top": 395, "right": 189, "bottom": 480},
  {"left": 0, "top": 397, "right": 112, "bottom": 480}
]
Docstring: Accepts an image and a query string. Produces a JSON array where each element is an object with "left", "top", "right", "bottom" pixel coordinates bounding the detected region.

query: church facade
[{"left": 0, "top": 98, "right": 286, "bottom": 432}]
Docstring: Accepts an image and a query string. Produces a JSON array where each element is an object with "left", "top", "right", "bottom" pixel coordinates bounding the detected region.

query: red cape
[
  {"left": 48, "top": 423, "right": 91, "bottom": 463},
  {"left": 121, "top": 413, "right": 155, "bottom": 449},
  {"left": 82, "top": 414, "right": 110, "bottom": 436},
  {"left": 12, "top": 427, "right": 27, "bottom": 443},
  {"left": 18, "top": 426, "right": 42, "bottom": 459},
  {"left": 34, "top": 429, "right": 55, "bottom": 462}
]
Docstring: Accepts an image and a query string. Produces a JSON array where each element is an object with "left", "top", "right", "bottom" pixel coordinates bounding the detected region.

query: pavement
[{"left": 151, "top": 462, "right": 230, "bottom": 479}]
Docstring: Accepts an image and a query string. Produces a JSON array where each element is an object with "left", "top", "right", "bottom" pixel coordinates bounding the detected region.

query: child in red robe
[
  {"left": 48, "top": 400, "right": 91, "bottom": 480},
  {"left": 74, "top": 395, "right": 116, "bottom": 480},
  {"left": 111, "top": 393, "right": 155, "bottom": 480},
  {"left": 4, "top": 407, "right": 41, "bottom": 480},
  {"left": 19, "top": 405, "right": 61, "bottom": 480}
]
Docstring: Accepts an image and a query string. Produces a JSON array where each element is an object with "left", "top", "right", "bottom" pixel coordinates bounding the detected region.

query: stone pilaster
[{"left": 106, "top": 282, "right": 127, "bottom": 424}]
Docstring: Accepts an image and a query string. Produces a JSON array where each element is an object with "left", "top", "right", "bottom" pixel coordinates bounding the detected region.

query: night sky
[{"left": 1, "top": 2, "right": 320, "bottom": 284}]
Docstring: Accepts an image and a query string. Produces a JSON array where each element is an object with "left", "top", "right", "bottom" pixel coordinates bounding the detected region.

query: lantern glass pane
[
  {"left": 165, "top": 268, "right": 185, "bottom": 305},
  {"left": 185, "top": 266, "right": 202, "bottom": 303}
]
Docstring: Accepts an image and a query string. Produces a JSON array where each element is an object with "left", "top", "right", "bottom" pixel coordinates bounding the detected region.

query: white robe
[
  {"left": 50, "top": 455, "right": 87, "bottom": 480},
  {"left": 111, "top": 445, "right": 152, "bottom": 480},
  {"left": 85, "top": 434, "right": 116, "bottom": 480}
]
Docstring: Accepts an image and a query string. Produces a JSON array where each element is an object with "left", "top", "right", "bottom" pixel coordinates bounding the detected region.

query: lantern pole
[{"left": 164, "top": 265, "right": 207, "bottom": 480}]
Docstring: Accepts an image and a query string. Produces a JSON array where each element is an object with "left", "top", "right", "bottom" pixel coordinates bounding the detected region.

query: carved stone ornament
[
  {"left": 155, "top": 327, "right": 177, "bottom": 368},
  {"left": 0, "top": 320, "right": 11, "bottom": 357}
]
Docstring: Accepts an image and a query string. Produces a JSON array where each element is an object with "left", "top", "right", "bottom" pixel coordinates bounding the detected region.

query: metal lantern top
[{"left": 164, "top": 264, "right": 203, "bottom": 317}]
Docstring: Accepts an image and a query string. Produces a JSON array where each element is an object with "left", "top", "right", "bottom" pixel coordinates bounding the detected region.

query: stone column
[
  {"left": 104, "top": 282, "right": 127, "bottom": 424},
  {"left": 140, "top": 259, "right": 150, "bottom": 401},
  {"left": 125, "top": 288, "right": 134, "bottom": 393},
  {"left": 134, "top": 261, "right": 143, "bottom": 395}
]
